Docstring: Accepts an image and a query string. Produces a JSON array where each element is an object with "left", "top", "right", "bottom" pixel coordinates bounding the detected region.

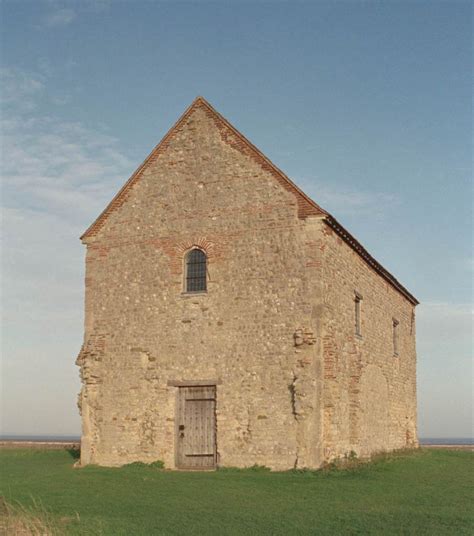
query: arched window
[{"left": 185, "top": 248, "right": 207, "bottom": 292}]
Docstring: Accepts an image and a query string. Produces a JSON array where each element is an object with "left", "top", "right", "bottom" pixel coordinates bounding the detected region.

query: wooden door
[{"left": 176, "top": 386, "right": 216, "bottom": 469}]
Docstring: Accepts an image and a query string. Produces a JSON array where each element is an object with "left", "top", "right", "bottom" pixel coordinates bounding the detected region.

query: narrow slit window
[
  {"left": 354, "top": 293, "right": 362, "bottom": 336},
  {"left": 393, "top": 319, "right": 399, "bottom": 356},
  {"left": 185, "top": 249, "right": 207, "bottom": 293}
]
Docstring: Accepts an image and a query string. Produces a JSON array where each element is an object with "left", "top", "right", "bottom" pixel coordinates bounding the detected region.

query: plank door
[{"left": 176, "top": 386, "right": 216, "bottom": 469}]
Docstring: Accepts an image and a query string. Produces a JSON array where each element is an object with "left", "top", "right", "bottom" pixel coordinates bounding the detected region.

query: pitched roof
[{"left": 81, "top": 96, "right": 418, "bottom": 305}]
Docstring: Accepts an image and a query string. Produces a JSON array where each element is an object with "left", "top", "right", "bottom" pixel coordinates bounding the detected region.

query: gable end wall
[{"left": 77, "top": 106, "right": 325, "bottom": 470}]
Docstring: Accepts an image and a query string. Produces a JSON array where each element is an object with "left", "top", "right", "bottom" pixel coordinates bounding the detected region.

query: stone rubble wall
[
  {"left": 319, "top": 223, "right": 418, "bottom": 461},
  {"left": 76, "top": 102, "right": 417, "bottom": 470},
  {"left": 77, "top": 105, "right": 324, "bottom": 469}
]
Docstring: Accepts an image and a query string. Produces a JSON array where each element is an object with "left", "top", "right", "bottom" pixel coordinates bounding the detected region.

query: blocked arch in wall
[{"left": 357, "top": 364, "right": 390, "bottom": 456}]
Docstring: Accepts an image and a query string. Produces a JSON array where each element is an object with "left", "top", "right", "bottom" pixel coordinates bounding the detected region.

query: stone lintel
[{"left": 167, "top": 379, "right": 221, "bottom": 387}]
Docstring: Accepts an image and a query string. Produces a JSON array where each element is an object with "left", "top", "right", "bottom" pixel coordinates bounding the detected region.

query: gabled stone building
[{"left": 76, "top": 97, "right": 418, "bottom": 470}]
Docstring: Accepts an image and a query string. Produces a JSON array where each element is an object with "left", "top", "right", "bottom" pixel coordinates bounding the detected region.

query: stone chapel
[{"left": 76, "top": 97, "right": 418, "bottom": 469}]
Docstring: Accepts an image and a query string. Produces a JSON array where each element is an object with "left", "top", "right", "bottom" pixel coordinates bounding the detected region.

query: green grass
[{"left": 0, "top": 448, "right": 472, "bottom": 535}]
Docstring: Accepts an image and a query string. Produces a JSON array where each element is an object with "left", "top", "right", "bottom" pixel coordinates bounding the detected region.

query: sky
[{"left": 1, "top": 0, "right": 472, "bottom": 439}]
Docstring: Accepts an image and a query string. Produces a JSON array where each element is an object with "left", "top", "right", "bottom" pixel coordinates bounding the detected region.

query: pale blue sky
[{"left": 1, "top": 1, "right": 472, "bottom": 438}]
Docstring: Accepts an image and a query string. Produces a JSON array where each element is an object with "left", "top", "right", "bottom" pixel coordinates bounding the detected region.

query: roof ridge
[
  {"left": 81, "top": 96, "right": 326, "bottom": 240},
  {"left": 195, "top": 97, "right": 329, "bottom": 218}
]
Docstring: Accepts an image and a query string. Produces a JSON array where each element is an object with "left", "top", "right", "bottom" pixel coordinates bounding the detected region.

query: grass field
[{"left": 0, "top": 448, "right": 472, "bottom": 535}]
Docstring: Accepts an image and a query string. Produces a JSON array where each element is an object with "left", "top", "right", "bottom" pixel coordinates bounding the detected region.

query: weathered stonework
[{"left": 76, "top": 97, "right": 418, "bottom": 469}]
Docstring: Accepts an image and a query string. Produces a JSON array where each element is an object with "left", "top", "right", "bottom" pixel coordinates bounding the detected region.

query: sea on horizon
[{"left": 0, "top": 435, "right": 473, "bottom": 445}]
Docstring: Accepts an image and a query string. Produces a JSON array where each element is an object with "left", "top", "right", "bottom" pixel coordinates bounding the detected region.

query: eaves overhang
[{"left": 322, "top": 215, "right": 419, "bottom": 306}]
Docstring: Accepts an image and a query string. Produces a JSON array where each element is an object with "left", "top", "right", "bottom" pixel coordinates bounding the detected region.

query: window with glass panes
[{"left": 185, "top": 249, "right": 207, "bottom": 292}]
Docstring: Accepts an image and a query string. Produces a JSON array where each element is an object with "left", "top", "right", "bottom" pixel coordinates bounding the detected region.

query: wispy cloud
[
  {"left": 317, "top": 186, "right": 397, "bottom": 217},
  {"left": 1, "top": 69, "right": 132, "bottom": 221},
  {"left": 418, "top": 301, "right": 473, "bottom": 317},
  {"left": 44, "top": 7, "right": 76, "bottom": 27},
  {"left": 1, "top": 68, "right": 45, "bottom": 112},
  {"left": 416, "top": 301, "right": 473, "bottom": 438},
  {"left": 1, "top": 68, "right": 133, "bottom": 304},
  {"left": 417, "top": 302, "right": 473, "bottom": 344},
  {"left": 39, "top": 0, "right": 111, "bottom": 29},
  {"left": 299, "top": 177, "right": 399, "bottom": 218},
  {"left": 1, "top": 67, "right": 133, "bottom": 435}
]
